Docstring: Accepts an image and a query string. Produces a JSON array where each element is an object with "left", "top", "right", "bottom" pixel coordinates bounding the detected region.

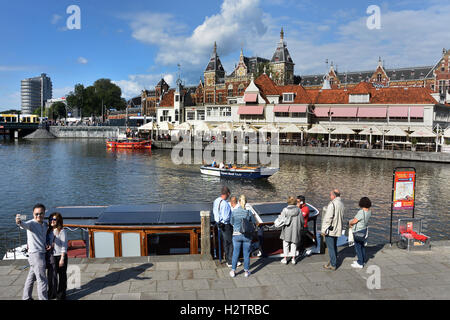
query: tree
[
  {"left": 47, "top": 102, "right": 67, "bottom": 120},
  {"left": 66, "top": 79, "right": 126, "bottom": 117}
]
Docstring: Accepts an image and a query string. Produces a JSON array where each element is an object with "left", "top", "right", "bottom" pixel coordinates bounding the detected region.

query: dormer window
[
  {"left": 349, "top": 94, "right": 370, "bottom": 103},
  {"left": 377, "top": 74, "right": 382, "bottom": 82},
  {"left": 283, "top": 93, "right": 294, "bottom": 102}
]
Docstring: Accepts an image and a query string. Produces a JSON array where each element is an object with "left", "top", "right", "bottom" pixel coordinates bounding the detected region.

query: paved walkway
[{"left": 1, "top": 241, "right": 449, "bottom": 300}]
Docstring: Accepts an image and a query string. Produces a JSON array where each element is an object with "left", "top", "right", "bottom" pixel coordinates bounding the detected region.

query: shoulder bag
[{"left": 353, "top": 211, "right": 369, "bottom": 243}]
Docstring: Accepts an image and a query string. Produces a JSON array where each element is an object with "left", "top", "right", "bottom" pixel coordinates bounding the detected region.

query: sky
[{"left": 1, "top": 0, "right": 450, "bottom": 111}]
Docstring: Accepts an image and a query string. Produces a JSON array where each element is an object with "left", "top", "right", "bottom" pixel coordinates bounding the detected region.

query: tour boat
[
  {"left": 2, "top": 202, "right": 324, "bottom": 260},
  {"left": 200, "top": 165, "right": 279, "bottom": 179},
  {"left": 106, "top": 138, "right": 152, "bottom": 149}
]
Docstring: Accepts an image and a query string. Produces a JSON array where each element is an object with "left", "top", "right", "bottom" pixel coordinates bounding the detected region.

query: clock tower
[
  {"left": 270, "top": 28, "right": 295, "bottom": 85},
  {"left": 204, "top": 42, "right": 225, "bottom": 88}
]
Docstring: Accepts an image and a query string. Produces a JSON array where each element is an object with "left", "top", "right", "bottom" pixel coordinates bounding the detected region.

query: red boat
[{"left": 106, "top": 138, "right": 152, "bottom": 149}]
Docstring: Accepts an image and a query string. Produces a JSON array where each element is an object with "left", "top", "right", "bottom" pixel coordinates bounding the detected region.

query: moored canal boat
[
  {"left": 200, "top": 165, "right": 279, "bottom": 179},
  {"left": 106, "top": 138, "right": 152, "bottom": 149}
]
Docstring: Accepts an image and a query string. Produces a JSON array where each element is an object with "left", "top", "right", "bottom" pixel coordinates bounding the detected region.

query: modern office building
[{"left": 21, "top": 73, "right": 52, "bottom": 114}]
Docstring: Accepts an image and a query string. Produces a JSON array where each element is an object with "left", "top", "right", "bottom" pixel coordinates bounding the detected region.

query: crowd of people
[
  {"left": 213, "top": 186, "right": 372, "bottom": 277},
  {"left": 15, "top": 204, "right": 68, "bottom": 300},
  {"left": 15, "top": 189, "right": 371, "bottom": 299}
]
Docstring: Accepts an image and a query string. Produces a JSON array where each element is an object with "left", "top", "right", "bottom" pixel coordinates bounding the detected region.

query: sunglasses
[
  {"left": 34, "top": 213, "right": 45, "bottom": 216},
  {"left": 50, "top": 218, "right": 57, "bottom": 221}
]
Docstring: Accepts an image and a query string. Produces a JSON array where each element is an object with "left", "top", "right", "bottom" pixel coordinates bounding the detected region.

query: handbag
[
  {"left": 353, "top": 210, "right": 369, "bottom": 244},
  {"left": 324, "top": 202, "right": 336, "bottom": 235}
]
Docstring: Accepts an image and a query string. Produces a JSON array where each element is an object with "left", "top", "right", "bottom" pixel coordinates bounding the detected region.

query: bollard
[{"left": 200, "top": 210, "right": 211, "bottom": 256}]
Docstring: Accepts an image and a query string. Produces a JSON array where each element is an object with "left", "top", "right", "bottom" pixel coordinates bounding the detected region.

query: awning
[
  {"left": 238, "top": 106, "right": 264, "bottom": 115},
  {"left": 138, "top": 122, "right": 156, "bottom": 131},
  {"left": 385, "top": 127, "right": 407, "bottom": 137},
  {"left": 280, "top": 124, "right": 303, "bottom": 133},
  {"left": 158, "top": 122, "right": 174, "bottom": 131},
  {"left": 358, "top": 127, "right": 383, "bottom": 135},
  {"left": 307, "top": 124, "right": 329, "bottom": 134},
  {"left": 388, "top": 107, "right": 408, "bottom": 117},
  {"left": 244, "top": 93, "right": 258, "bottom": 103},
  {"left": 313, "top": 107, "right": 330, "bottom": 117},
  {"left": 444, "top": 128, "right": 450, "bottom": 138},
  {"left": 409, "top": 127, "right": 436, "bottom": 137},
  {"left": 258, "top": 124, "right": 280, "bottom": 133},
  {"left": 358, "top": 107, "right": 387, "bottom": 118},
  {"left": 331, "top": 126, "right": 355, "bottom": 135},
  {"left": 330, "top": 107, "right": 358, "bottom": 118},
  {"left": 289, "top": 105, "right": 307, "bottom": 113},
  {"left": 274, "top": 105, "right": 290, "bottom": 112},
  {"left": 409, "top": 107, "right": 424, "bottom": 118}
]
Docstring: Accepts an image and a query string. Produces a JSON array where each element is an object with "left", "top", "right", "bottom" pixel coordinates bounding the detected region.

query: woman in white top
[
  {"left": 48, "top": 212, "right": 68, "bottom": 300},
  {"left": 349, "top": 197, "right": 372, "bottom": 269}
]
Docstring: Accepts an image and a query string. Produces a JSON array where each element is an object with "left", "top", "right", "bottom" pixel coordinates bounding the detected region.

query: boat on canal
[
  {"left": 106, "top": 138, "right": 152, "bottom": 149},
  {"left": 200, "top": 164, "right": 279, "bottom": 179},
  {"left": 2, "top": 202, "right": 326, "bottom": 260}
]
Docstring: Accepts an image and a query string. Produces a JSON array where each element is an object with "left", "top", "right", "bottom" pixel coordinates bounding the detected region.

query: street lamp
[
  {"left": 369, "top": 127, "right": 373, "bottom": 149},
  {"left": 328, "top": 111, "right": 334, "bottom": 148}
]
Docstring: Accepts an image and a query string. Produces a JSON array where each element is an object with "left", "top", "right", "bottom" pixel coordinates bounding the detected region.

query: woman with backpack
[{"left": 229, "top": 195, "right": 256, "bottom": 278}]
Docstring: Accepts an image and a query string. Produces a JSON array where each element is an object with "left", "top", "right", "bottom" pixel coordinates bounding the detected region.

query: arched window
[
  {"left": 238, "top": 84, "right": 245, "bottom": 96},
  {"left": 227, "top": 84, "right": 233, "bottom": 97}
]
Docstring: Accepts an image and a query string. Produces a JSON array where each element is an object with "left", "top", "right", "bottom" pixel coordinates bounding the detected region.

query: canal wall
[
  {"left": 153, "top": 141, "right": 450, "bottom": 163},
  {"left": 49, "top": 126, "right": 121, "bottom": 138}
]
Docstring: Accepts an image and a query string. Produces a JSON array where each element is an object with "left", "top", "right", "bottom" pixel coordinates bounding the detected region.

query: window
[
  {"left": 220, "top": 107, "right": 231, "bottom": 117},
  {"left": 291, "top": 112, "right": 306, "bottom": 118},
  {"left": 207, "top": 94, "right": 213, "bottom": 103},
  {"left": 175, "top": 95, "right": 179, "bottom": 102},
  {"left": 238, "top": 85, "right": 245, "bottom": 96},
  {"left": 121, "top": 233, "right": 141, "bottom": 257},
  {"left": 349, "top": 94, "right": 370, "bottom": 103},
  {"left": 229, "top": 99, "right": 237, "bottom": 104},
  {"left": 377, "top": 74, "right": 382, "bottom": 82},
  {"left": 329, "top": 79, "right": 334, "bottom": 86},
  {"left": 187, "top": 111, "right": 195, "bottom": 121},
  {"left": 227, "top": 85, "right": 233, "bottom": 97},
  {"left": 275, "top": 112, "right": 289, "bottom": 117},
  {"left": 283, "top": 93, "right": 294, "bottom": 102},
  {"left": 217, "top": 93, "right": 223, "bottom": 103},
  {"left": 197, "top": 110, "right": 205, "bottom": 120},
  {"left": 175, "top": 110, "right": 179, "bottom": 122}
]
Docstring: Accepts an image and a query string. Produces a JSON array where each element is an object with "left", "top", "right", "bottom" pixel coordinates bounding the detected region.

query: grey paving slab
[
  {"left": 85, "top": 264, "right": 110, "bottom": 273},
  {"left": 141, "top": 292, "right": 170, "bottom": 300},
  {"left": 155, "top": 261, "right": 179, "bottom": 271},
  {"left": 169, "top": 269, "right": 194, "bottom": 280},
  {"left": 101, "top": 281, "right": 131, "bottom": 294},
  {"left": 182, "top": 279, "right": 210, "bottom": 291},
  {"left": 0, "top": 275, "right": 19, "bottom": 286},
  {"left": 0, "top": 266, "right": 13, "bottom": 276},
  {"left": 129, "top": 280, "right": 157, "bottom": 293},
  {"left": 143, "top": 270, "right": 169, "bottom": 281},
  {"left": 232, "top": 275, "right": 261, "bottom": 288},
  {"left": 197, "top": 289, "right": 226, "bottom": 300},
  {"left": 255, "top": 274, "right": 284, "bottom": 286},
  {"left": 112, "top": 293, "right": 141, "bottom": 300},
  {"left": 80, "top": 293, "right": 113, "bottom": 300},
  {"left": 223, "top": 287, "right": 253, "bottom": 300},
  {"left": 169, "top": 290, "right": 197, "bottom": 300},
  {"left": 157, "top": 279, "right": 184, "bottom": 292},
  {"left": 274, "top": 283, "right": 307, "bottom": 298},
  {"left": 279, "top": 272, "right": 310, "bottom": 285},
  {"left": 248, "top": 285, "right": 282, "bottom": 300},
  {"left": 179, "top": 261, "right": 202, "bottom": 270},
  {"left": 200, "top": 260, "right": 217, "bottom": 269},
  {"left": 208, "top": 278, "right": 237, "bottom": 290},
  {"left": 193, "top": 269, "right": 218, "bottom": 279}
]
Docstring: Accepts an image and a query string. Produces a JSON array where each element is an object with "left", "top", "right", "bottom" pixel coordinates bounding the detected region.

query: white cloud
[
  {"left": 77, "top": 57, "right": 88, "bottom": 65},
  {"left": 113, "top": 73, "right": 175, "bottom": 99},
  {"left": 0, "top": 65, "right": 29, "bottom": 72},
  {"left": 53, "top": 87, "right": 73, "bottom": 99},
  {"left": 125, "top": 0, "right": 267, "bottom": 69}
]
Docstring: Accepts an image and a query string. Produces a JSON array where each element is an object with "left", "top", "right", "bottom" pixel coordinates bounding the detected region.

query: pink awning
[
  {"left": 389, "top": 107, "right": 408, "bottom": 117},
  {"left": 238, "top": 106, "right": 264, "bottom": 115},
  {"left": 244, "top": 93, "right": 258, "bottom": 103},
  {"left": 289, "top": 105, "right": 307, "bottom": 113},
  {"left": 274, "top": 105, "right": 290, "bottom": 112},
  {"left": 314, "top": 107, "right": 330, "bottom": 117},
  {"left": 410, "top": 107, "right": 424, "bottom": 118},
  {"left": 330, "top": 107, "right": 358, "bottom": 118},
  {"left": 358, "top": 107, "right": 387, "bottom": 118}
]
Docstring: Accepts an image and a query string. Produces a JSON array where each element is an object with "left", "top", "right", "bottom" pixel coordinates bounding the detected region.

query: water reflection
[{"left": 0, "top": 139, "right": 449, "bottom": 244}]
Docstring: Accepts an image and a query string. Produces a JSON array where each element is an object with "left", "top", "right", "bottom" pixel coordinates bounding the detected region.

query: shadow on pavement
[{"left": 67, "top": 263, "right": 152, "bottom": 300}]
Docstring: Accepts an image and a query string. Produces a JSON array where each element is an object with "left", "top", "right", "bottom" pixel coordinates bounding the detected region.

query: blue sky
[{"left": 1, "top": 0, "right": 450, "bottom": 111}]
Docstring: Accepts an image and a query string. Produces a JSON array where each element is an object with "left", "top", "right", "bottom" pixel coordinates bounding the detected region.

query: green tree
[{"left": 47, "top": 101, "right": 67, "bottom": 120}]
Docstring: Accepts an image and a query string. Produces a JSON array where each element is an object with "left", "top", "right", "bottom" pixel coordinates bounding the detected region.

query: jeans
[
  {"left": 325, "top": 236, "right": 338, "bottom": 268},
  {"left": 232, "top": 234, "right": 251, "bottom": 271},
  {"left": 221, "top": 224, "right": 233, "bottom": 264},
  {"left": 354, "top": 238, "right": 366, "bottom": 266}
]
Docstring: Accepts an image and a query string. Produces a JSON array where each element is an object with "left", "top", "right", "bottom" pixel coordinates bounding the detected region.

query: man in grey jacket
[
  {"left": 321, "top": 190, "right": 344, "bottom": 270},
  {"left": 16, "top": 203, "right": 49, "bottom": 300}
]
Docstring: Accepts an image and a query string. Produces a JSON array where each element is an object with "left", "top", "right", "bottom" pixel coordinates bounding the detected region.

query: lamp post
[
  {"left": 328, "top": 111, "right": 334, "bottom": 148},
  {"left": 369, "top": 127, "right": 373, "bottom": 149},
  {"left": 300, "top": 126, "right": 304, "bottom": 146}
]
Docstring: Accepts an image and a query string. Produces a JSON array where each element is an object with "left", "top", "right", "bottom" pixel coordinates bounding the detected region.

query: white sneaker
[
  {"left": 244, "top": 270, "right": 251, "bottom": 277},
  {"left": 237, "top": 261, "right": 242, "bottom": 267},
  {"left": 305, "top": 249, "right": 312, "bottom": 256},
  {"left": 291, "top": 257, "right": 296, "bottom": 265},
  {"left": 351, "top": 262, "right": 363, "bottom": 269},
  {"left": 226, "top": 263, "right": 232, "bottom": 268},
  {"left": 229, "top": 270, "right": 236, "bottom": 277},
  {"left": 280, "top": 258, "right": 288, "bottom": 264}
]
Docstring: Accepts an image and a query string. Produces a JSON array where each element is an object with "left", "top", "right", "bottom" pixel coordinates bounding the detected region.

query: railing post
[{"left": 200, "top": 211, "right": 211, "bottom": 256}]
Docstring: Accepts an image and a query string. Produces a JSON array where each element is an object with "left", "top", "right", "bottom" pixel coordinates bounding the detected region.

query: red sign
[{"left": 393, "top": 171, "right": 415, "bottom": 210}]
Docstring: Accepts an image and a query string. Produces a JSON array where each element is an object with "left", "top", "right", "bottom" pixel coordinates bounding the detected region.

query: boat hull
[
  {"left": 106, "top": 139, "right": 152, "bottom": 149},
  {"left": 200, "top": 166, "right": 279, "bottom": 179}
]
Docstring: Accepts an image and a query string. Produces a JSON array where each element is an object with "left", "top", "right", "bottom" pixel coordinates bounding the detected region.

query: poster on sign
[{"left": 393, "top": 171, "right": 416, "bottom": 210}]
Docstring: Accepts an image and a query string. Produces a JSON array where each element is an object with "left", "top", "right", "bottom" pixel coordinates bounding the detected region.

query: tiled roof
[
  {"left": 254, "top": 74, "right": 279, "bottom": 96},
  {"left": 350, "top": 82, "right": 373, "bottom": 94},
  {"left": 277, "top": 85, "right": 312, "bottom": 104},
  {"left": 159, "top": 90, "right": 175, "bottom": 107}
]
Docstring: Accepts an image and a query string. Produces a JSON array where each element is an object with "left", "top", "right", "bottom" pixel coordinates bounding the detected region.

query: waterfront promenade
[{"left": 1, "top": 241, "right": 449, "bottom": 300}]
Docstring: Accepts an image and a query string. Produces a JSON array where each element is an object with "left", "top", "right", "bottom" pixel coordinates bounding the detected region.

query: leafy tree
[{"left": 47, "top": 101, "right": 67, "bottom": 120}]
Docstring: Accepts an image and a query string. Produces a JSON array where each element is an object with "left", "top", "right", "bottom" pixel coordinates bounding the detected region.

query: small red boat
[{"left": 106, "top": 138, "right": 152, "bottom": 149}]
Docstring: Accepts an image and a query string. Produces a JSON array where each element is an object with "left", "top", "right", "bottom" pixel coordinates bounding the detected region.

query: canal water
[{"left": 0, "top": 139, "right": 449, "bottom": 246}]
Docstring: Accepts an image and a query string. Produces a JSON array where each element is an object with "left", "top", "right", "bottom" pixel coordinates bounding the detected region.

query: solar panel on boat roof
[
  {"left": 46, "top": 207, "right": 107, "bottom": 219},
  {"left": 159, "top": 203, "right": 212, "bottom": 224},
  {"left": 250, "top": 203, "right": 286, "bottom": 215},
  {"left": 95, "top": 211, "right": 161, "bottom": 225},
  {"left": 104, "top": 204, "right": 162, "bottom": 213}
]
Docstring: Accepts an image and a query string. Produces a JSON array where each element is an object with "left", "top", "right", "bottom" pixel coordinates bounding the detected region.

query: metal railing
[{"left": 0, "top": 226, "right": 27, "bottom": 260}]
